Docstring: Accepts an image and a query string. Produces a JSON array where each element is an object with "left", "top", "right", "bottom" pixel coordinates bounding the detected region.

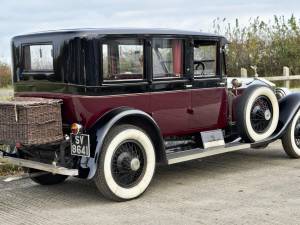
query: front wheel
[
  {"left": 94, "top": 124, "right": 156, "bottom": 201},
  {"left": 236, "top": 85, "right": 279, "bottom": 142},
  {"left": 282, "top": 109, "right": 300, "bottom": 158}
]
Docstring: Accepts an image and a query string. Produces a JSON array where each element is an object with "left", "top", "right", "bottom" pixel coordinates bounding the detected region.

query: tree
[{"left": 213, "top": 15, "right": 300, "bottom": 79}]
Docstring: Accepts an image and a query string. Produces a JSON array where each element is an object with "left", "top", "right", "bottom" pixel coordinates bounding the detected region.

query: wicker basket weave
[{"left": 0, "top": 97, "right": 63, "bottom": 145}]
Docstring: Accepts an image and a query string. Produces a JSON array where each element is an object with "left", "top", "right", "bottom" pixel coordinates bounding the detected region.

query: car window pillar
[{"left": 144, "top": 39, "right": 153, "bottom": 83}]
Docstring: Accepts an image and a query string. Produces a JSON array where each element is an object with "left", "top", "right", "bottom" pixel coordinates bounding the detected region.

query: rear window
[{"left": 23, "top": 44, "right": 54, "bottom": 71}]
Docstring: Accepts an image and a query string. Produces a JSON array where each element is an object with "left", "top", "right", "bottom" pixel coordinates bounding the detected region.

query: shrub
[
  {"left": 213, "top": 15, "right": 300, "bottom": 78},
  {"left": 0, "top": 62, "right": 12, "bottom": 87}
]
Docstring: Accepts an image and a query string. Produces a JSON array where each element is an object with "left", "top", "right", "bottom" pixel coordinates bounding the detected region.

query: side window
[
  {"left": 152, "top": 39, "right": 183, "bottom": 79},
  {"left": 193, "top": 42, "right": 217, "bottom": 77},
  {"left": 23, "top": 44, "right": 53, "bottom": 71},
  {"left": 102, "top": 39, "right": 144, "bottom": 81}
]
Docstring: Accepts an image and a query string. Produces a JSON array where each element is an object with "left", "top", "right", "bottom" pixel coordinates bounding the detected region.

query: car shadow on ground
[{"left": 10, "top": 143, "right": 291, "bottom": 207}]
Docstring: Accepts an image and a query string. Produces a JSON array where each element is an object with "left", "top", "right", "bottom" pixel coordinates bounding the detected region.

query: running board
[
  {"left": 0, "top": 156, "right": 78, "bottom": 176},
  {"left": 166, "top": 143, "right": 251, "bottom": 165}
]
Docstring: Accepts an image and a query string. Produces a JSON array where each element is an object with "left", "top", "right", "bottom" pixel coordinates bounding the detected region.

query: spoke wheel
[
  {"left": 94, "top": 124, "right": 156, "bottom": 201},
  {"left": 236, "top": 85, "right": 279, "bottom": 142},
  {"left": 111, "top": 141, "right": 146, "bottom": 188},
  {"left": 250, "top": 96, "right": 273, "bottom": 133}
]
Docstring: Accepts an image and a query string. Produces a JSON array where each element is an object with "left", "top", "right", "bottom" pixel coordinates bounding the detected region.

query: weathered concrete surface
[{"left": 0, "top": 141, "right": 300, "bottom": 225}]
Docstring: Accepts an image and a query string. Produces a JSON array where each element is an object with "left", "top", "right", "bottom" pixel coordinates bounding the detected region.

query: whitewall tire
[
  {"left": 282, "top": 109, "right": 300, "bottom": 158},
  {"left": 237, "top": 85, "right": 279, "bottom": 142},
  {"left": 94, "top": 124, "right": 156, "bottom": 201}
]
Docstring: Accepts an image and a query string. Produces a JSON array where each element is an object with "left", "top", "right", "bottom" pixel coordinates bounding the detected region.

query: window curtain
[{"left": 172, "top": 40, "right": 183, "bottom": 76}]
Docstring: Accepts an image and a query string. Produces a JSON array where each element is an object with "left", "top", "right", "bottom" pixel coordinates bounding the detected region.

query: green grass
[{"left": 0, "top": 162, "right": 23, "bottom": 176}]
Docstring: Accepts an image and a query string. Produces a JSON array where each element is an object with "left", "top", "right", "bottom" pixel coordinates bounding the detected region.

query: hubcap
[
  {"left": 111, "top": 141, "right": 146, "bottom": 188},
  {"left": 264, "top": 109, "right": 271, "bottom": 121},
  {"left": 130, "top": 158, "right": 141, "bottom": 171},
  {"left": 250, "top": 96, "right": 273, "bottom": 133}
]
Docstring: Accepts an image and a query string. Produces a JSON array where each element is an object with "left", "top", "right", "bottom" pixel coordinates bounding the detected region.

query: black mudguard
[
  {"left": 252, "top": 92, "right": 300, "bottom": 147},
  {"left": 84, "top": 107, "right": 164, "bottom": 179}
]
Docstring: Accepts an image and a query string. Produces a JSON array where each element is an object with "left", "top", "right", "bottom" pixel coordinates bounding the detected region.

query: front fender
[
  {"left": 277, "top": 93, "right": 300, "bottom": 135},
  {"left": 85, "top": 107, "right": 163, "bottom": 179},
  {"left": 252, "top": 92, "right": 300, "bottom": 147}
]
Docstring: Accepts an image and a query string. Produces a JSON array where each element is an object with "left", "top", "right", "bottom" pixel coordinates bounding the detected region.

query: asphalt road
[{"left": 0, "top": 141, "right": 300, "bottom": 225}]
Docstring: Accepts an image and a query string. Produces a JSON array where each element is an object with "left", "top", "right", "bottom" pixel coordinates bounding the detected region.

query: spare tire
[{"left": 236, "top": 85, "right": 279, "bottom": 142}]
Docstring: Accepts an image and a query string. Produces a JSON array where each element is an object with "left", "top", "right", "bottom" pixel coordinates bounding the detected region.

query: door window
[
  {"left": 152, "top": 39, "right": 183, "bottom": 79},
  {"left": 193, "top": 42, "right": 217, "bottom": 77}
]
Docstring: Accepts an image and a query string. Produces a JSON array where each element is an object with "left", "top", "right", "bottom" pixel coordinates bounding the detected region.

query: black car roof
[{"left": 13, "top": 28, "right": 225, "bottom": 39}]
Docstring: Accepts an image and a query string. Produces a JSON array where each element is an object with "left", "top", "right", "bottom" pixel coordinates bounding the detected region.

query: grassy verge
[{"left": 0, "top": 161, "right": 23, "bottom": 176}]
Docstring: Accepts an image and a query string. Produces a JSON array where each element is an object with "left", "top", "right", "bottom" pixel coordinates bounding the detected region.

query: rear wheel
[
  {"left": 282, "top": 109, "right": 300, "bottom": 158},
  {"left": 236, "top": 85, "right": 279, "bottom": 142},
  {"left": 29, "top": 169, "right": 68, "bottom": 185},
  {"left": 94, "top": 124, "right": 156, "bottom": 201}
]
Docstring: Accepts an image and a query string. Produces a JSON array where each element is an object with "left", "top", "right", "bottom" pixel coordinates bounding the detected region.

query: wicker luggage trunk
[{"left": 0, "top": 97, "right": 63, "bottom": 146}]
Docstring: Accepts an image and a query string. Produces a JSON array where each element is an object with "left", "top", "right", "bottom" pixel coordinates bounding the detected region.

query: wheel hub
[
  {"left": 130, "top": 158, "right": 141, "bottom": 171},
  {"left": 264, "top": 109, "right": 271, "bottom": 121}
]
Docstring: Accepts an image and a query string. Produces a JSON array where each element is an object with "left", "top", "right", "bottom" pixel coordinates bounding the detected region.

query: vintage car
[{"left": 1, "top": 28, "right": 300, "bottom": 201}]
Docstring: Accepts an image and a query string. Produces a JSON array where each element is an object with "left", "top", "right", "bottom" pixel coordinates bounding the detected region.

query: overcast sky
[{"left": 0, "top": 0, "right": 299, "bottom": 63}]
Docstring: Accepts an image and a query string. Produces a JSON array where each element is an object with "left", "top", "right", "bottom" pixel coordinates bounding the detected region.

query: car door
[
  {"left": 150, "top": 81, "right": 192, "bottom": 136},
  {"left": 189, "top": 40, "right": 227, "bottom": 131},
  {"left": 149, "top": 38, "right": 192, "bottom": 136}
]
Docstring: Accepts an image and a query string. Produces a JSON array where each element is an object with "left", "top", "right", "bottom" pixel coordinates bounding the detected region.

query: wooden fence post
[
  {"left": 283, "top": 66, "right": 290, "bottom": 89},
  {"left": 241, "top": 68, "right": 247, "bottom": 78}
]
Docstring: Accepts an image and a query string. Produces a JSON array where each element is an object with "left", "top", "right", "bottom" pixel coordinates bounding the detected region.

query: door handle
[
  {"left": 187, "top": 107, "right": 194, "bottom": 114},
  {"left": 185, "top": 84, "right": 192, "bottom": 88}
]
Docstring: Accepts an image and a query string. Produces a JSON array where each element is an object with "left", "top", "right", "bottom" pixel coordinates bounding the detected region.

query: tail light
[{"left": 71, "top": 123, "right": 83, "bottom": 135}]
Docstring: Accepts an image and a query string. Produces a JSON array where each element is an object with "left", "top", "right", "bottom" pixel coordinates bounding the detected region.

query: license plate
[{"left": 70, "top": 134, "right": 90, "bottom": 157}]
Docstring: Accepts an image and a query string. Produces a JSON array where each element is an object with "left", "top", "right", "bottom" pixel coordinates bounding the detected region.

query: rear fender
[
  {"left": 252, "top": 93, "right": 300, "bottom": 147},
  {"left": 85, "top": 107, "right": 164, "bottom": 179}
]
